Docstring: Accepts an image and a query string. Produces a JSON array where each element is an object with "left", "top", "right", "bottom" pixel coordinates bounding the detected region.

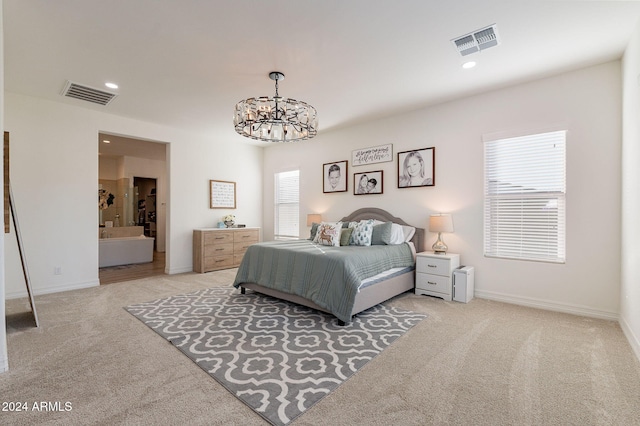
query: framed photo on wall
[
  {"left": 323, "top": 160, "right": 348, "bottom": 193},
  {"left": 354, "top": 170, "right": 383, "bottom": 195},
  {"left": 210, "top": 180, "right": 236, "bottom": 208},
  {"left": 397, "top": 147, "right": 435, "bottom": 188}
]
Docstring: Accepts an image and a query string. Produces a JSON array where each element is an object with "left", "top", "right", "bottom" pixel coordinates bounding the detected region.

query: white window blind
[
  {"left": 484, "top": 130, "right": 566, "bottom": 263},
  {"left": 274, "top": 170, "right": 299, "bottom": 239}
]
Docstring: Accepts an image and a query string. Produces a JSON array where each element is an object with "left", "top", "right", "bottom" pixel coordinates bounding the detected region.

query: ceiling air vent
[
  {"left": 452, "top": 24, "right": 500, "bottom": 56},
  {"left": 61, "top": 81, "right": 117, "bottom": 106}
]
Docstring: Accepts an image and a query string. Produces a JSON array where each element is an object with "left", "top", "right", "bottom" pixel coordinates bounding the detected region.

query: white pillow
[
  {"left": 348, "top": 219, "right": 375, "bottom": 246},
  {"left": 313, "top": 222, "right": 343, "bottom": 246},
  {"left": 389, "top": 223, "right": 406, "bottom": 245},
  {"left": 401, "top": 224, "right": 416, "bottom": 242}
]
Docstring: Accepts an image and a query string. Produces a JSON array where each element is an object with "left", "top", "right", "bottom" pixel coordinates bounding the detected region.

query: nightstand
[{"left": 415, "top": 252, "right": 460, "bottom": 301}]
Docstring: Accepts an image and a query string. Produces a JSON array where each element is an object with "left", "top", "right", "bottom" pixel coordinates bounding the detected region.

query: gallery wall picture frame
[
  {"left": 354, "top": 170, "right": 383, "bottom": 195},
  {"left": 397, "top": 147, "right": 435, "bottom": 188},
  {"left": 210, "top": 180, "right": 237, "bottom": 209},
  {"left": 352, "top": 143, "right": 393, "bottom": 166},
  {"left": 323, "top": 160, "right": 348, "bottom": 193}
]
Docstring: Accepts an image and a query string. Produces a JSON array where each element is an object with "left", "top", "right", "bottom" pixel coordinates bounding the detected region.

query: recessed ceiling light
[
  {"left": 102, "top": 140, "right": 111, "bottom": 144},
  {"left": 462, "top": 61, "right": 477, "bottom": 69},
  {"left": 105, "top": 82, "right": 118, "bottom": 89}
]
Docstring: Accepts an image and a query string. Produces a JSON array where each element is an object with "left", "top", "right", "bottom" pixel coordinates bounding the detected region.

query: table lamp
[
  {"left": 429, "top": 214, "right": 454, "bottom": 254},
  {"left": 307, "top": 214, "right": 322, "bottom": 226}
]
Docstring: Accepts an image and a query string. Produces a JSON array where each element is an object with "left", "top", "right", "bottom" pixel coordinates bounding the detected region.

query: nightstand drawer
[
  {"left": 416, "top": 256, "right": 451, "bottom": 276},
  {"left": 416, "top": 273, "right": 451, "bottom": 294}
]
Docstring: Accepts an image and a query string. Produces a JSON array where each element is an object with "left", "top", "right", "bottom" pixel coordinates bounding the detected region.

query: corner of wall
[
  {"left": 620, "top": 16, "right": 640, "bottom": 364},
  {"left": 620, "top": 316, "right": 640, "bottom": 362}
]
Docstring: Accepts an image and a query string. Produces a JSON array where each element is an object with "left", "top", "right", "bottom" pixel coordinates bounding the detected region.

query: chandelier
[{"left": 233, "top": 72, "right": 318, "bottom": 142}]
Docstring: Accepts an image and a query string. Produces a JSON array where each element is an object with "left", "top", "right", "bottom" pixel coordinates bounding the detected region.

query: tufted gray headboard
[{"left": 339, "top": 207, "right": 425, "bottom": 253}]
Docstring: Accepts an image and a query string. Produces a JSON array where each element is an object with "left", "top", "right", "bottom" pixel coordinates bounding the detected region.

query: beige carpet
[{"left": 3, "top": 270, "right": 640, "bottom": 425}]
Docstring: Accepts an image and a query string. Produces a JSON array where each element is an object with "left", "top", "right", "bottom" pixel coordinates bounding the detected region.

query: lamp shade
[
  {"left": 307, "top": 214, "right": 322, "bottom": 226},
  {"left": 429, "top": 214, "right": 454, "bottom": 233}
]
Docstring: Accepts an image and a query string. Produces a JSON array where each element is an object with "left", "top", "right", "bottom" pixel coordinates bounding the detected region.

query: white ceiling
[
  {"left": 5, "top": 1, "right": 640, "bottom": 149},
  {"left": 98, "top": 133, "right": 167, "bottom": 161}
]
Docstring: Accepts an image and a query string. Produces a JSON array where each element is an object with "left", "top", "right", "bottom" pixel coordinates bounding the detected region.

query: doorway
[
  {"left": 98, "top": 133, "right": 168, "bottom": 285},
  {"left": 134, "top": 177, "right": 157, "bottom": 240}
]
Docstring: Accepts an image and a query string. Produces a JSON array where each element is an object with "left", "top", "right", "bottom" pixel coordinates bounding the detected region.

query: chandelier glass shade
[{"left": 233, "top": 72, "right": 318, "bottom": 142}]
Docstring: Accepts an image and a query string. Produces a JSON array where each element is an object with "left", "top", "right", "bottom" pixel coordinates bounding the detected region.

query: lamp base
[{"left": 432, "top": 232, "right": 448, "bottom": 254}]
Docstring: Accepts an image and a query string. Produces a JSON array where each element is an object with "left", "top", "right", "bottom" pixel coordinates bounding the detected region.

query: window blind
[
  {"left": 484, "top": 130, "right": 566, "bottom": 263},
  {"left": 274, "top": 170, "right": 299, "bottom": 239}
]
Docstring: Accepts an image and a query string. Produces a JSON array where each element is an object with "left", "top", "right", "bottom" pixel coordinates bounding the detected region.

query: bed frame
[{"left": 238, "top": 208, "right": 424, "bottom": 325}]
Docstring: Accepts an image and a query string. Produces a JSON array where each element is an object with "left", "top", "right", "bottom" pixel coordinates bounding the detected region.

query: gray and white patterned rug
[{"left": 125, "top": 287, "right": 425, "bottom": 425}]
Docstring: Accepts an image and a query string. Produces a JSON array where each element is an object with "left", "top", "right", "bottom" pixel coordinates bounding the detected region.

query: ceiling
[
  {"left": 5, "top": 1, "right": 640, "bottom": 148},
  {"left": 98, "top": 133, "right": 167, "bottom": 161}
]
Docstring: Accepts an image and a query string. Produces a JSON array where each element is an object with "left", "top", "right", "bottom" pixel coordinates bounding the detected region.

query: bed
[{"left": 233, "top": 208, "right": 424, "bottom": 325}]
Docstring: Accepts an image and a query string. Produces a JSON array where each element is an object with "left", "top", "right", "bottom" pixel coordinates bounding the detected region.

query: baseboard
[
  {"left": 475, "top": 289, "right": 619, "bottom": 321},
  {"left": 165, "top": 266, "right": 193, "bottom": 275},
  {"left": 5, "top": 279, "right": 99, "bottom": 300},
  {"left": 619, "top": 316, "right": 640, "bottom": 363}
]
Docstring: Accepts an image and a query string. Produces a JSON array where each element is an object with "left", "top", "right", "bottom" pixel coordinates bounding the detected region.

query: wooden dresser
[{"left": 193, "top": 228, "right": 260, "bottom": 273}]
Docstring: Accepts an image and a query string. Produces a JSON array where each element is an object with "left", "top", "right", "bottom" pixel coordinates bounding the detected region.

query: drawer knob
[
  {"left": 427, "top": 281, "right": 437, "bottom": 285},
  {"left": 428, "top": 264, "right": 437, "bottom": 268}
]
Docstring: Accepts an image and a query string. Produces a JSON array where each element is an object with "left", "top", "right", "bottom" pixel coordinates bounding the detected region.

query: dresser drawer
[
  {"left": 234, "top": 241, "right": 255, "bottom": 255},
  {"left": 234, "top": 230, "right": 259, "bottom": 243},
  {"left": 416, "top": 273, "right": 451, "bottom": 294},
  {"left": 234, "top": 253, "right": 247, "bottom": 266},
  {"left": 204, "top": 242, "right": 234, "bottom": 257},
  {"left": 416, "top": 256, "right": 452, "bottom": 276},
  {"left": 204, "top": 255, "right": 234, "bottom": 270},
  {"left": 204, "top": 231, "right": 233, "bottom": 245}
]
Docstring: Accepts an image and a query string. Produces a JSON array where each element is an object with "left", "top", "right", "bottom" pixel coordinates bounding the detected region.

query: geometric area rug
[{"left": 125, "top": 286, "right": 426, "bottom": 425}]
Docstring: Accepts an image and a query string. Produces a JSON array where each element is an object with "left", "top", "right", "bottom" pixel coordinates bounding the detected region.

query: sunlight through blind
[
  {"left": 275, "top": 170, "right": 299, "bottom": 239},
  {"left": 484, "top": 130, "right": 566, "bottom": 263}
]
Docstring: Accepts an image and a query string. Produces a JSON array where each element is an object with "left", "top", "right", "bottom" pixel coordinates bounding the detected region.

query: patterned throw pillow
[
  {"left": 313, "top": 222, "right": 343, "bottom": 246},
  {"left": 348, "top": 219, "right": 374, "bottom": 246}
]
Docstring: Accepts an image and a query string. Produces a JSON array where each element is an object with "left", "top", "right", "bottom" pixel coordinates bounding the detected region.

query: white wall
[
  {"left": 621, "top": 21, "right": 640, "bottom": 361},
  {"left": 4, "top": 92, "right": 263, "bottom": 298},
  {"left": 98, "top": 156, "right": 118, "bottom": 180},
  {"left": 1, "top": 0, "right": 10, "bottom": 373},
  {"left": 264, "top": 61, "right": 622, "bottom": 320}
]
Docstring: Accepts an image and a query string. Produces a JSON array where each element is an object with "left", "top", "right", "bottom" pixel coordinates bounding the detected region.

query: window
[
  {"left": 484, "top": 130, "right": 566, "bottom": 263},
  {"left": 274, "top": 170, "right": 299, "bottom": 239}
]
